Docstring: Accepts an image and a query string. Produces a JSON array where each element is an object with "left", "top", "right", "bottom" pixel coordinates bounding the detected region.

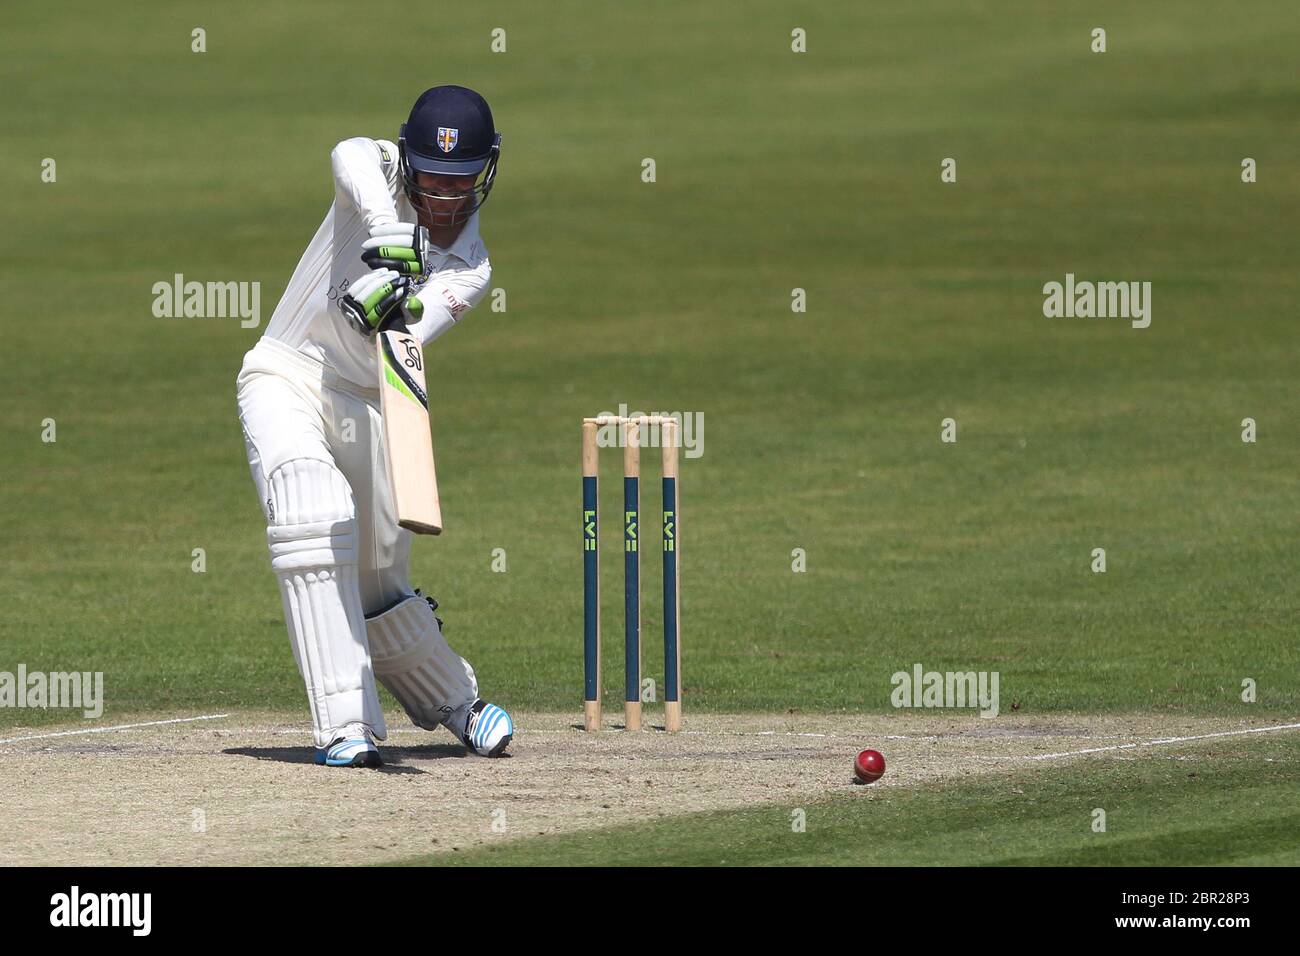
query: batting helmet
[{"left": 398, "top": 85, "right": 502, "bottom": 225}]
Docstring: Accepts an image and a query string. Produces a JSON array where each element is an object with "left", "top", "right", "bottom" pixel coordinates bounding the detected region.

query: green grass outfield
[
  {"left": 2, "top": 0, "right": 1298, "bottom": 733},
  {"left": 398, "top": 732, "right": 1300, "bottom": 867}
]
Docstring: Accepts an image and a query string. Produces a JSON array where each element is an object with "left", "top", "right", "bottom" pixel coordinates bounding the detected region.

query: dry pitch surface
[{"left": 1, "top": 712, "right": 1293, "bottom": 866}]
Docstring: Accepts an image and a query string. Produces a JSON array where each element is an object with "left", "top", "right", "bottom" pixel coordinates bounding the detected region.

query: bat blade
[{"left": 377, "top": 328, "right": 442, "bottom": 535}]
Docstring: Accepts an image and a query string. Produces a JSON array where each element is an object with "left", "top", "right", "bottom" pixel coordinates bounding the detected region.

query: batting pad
[
  {"left": 267, "top": 457, "right": 388, "bottom": 745},
  {"left": 366, "top": 594, "right": 478, "bottom": 730}
]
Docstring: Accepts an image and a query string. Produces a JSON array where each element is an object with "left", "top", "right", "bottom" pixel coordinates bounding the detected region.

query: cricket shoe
[
  {"left": 445, "top": 699, "right": 513, "bottom": 757},
  {"left": 314, "top": 722, "right": 383, "bottom": 768}
]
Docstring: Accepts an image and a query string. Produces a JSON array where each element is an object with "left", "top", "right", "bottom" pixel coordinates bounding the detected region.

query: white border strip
[
  {"left": 1027, "top": 721, "right": 1300, "bottom": 760},
  {"left": 0, "top": 714, "right": 229, "bottom": 746}
]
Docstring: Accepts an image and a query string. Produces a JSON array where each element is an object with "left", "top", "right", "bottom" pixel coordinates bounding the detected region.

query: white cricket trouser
[{"left": 235, "top": 336, "right": 477, "bottom": 746}]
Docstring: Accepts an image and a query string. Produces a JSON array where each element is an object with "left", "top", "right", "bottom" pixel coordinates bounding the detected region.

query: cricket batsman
[{"left": 234, "top": 86, "right": 513, "bottom": 767}]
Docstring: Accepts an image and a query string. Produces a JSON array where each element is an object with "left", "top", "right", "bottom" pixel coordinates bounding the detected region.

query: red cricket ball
[{"left": 854, "top": 749, "right": 885, "bottom": 784}]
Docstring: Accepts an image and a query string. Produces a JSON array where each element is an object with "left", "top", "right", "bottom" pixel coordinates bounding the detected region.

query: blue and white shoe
[
  {"left": 313, "top": 722, "right": 382, "bottom": 768},
  {"left": 446, "top": 699, "right": 513, "bottom": 757}
]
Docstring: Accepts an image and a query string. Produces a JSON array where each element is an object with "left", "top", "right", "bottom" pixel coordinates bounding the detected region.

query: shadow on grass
[{"left": 990, "top": 811, "right": 1300, "bottom": 867}]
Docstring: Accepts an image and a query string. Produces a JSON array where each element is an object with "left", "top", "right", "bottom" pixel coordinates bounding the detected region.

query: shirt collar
[{"left": 434, "top": 212, "right": 484, "bottom": 265}]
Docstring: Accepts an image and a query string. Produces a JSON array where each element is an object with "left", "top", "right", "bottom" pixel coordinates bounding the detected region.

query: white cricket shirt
[{"left": 262, "top": 136, "right": 492, "bottom": 387}]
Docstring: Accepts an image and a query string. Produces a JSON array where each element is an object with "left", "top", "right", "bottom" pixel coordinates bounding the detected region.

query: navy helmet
[{"left": 398, "top": 85, "right": 501, "bottom": 225}]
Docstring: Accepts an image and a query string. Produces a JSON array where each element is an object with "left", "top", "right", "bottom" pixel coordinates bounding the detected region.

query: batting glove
[
  {"left": 339, "top": 269, "right": 424, "bottom": 336},
  {"left": 360, "top": 222, "right": 432, "bottom": 276}
]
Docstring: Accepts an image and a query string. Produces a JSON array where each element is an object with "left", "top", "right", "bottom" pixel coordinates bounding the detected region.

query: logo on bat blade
[{"left": 437, "top": 127, "right": 459, "bottom": 153}]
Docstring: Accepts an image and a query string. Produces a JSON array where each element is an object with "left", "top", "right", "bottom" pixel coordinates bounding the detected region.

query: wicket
[{"left": 583, "top": 415, "right": 682, "bottom": 732}]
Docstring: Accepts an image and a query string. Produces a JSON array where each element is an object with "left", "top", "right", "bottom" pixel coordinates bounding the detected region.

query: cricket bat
[{"left": 377, "top": 326, "right": 442, "bottom": 534}]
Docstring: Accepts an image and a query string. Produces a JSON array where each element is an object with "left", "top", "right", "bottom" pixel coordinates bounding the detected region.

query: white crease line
[
  {"left": 0, "top": 714, "right": 229, "bottom": 746},
  {"left": 1026, "top": 722, "right": 1300, "bottom": 760},
  {"left": 465, "top": 729, "right": 932, "bottom": 740},
  {"left": 204, "top": 727, "right": 938, "bottom": 744},
  {"left": 193, "top": 728, "right": 926, "bottom": 740}
]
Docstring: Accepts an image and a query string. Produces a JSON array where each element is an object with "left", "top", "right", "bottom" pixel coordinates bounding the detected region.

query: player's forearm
[
  {"left": 331, "top": 137, "right": 399, "bottom": 230},
  {"left": 404, "top": 299, "right": 461, "bottom": 345},
  {"left": 405, "top": 261, "right": 491, "bottom": 343}
]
